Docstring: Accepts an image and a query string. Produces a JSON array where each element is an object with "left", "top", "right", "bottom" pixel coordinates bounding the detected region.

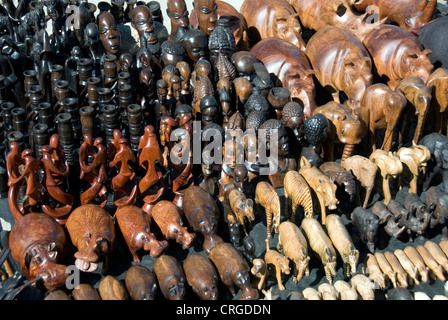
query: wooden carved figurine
[
  {"left": 138, "top": 125, "right": 165, "bottom": 215},
  {"left": 313, "top": 102, "right": 367, "bottom": 163},
  {"left": 72, "top": 284, "right": 101, "bottom": 300},
  {"left": 277, "top": 221, "right": 310, "bottom": 283},
  {"left": 209, "top": 242, "right": 259, "bottom": 300},
  {"left": 369, "top": 149, "right": 403, "bottom": 205},
  {"left": 283, "top": 170, "right": 314, "bottom": 224},
  {"left": 362, "top": 24, "right": 433, "bottom": 90},
  {"left": 325, "top": 214, "right": 359, "bottom": 278},
  {"left": 397, "top": 142, "right": 431, "bottom": 194},
  {"left": 98, "top": 275, "right": 129, "bottom": 300},
  {"left": 320, "top": 161, "right": 357, "bottom": 209},
  {"left": 66, "top": 204, "right": 116, "bottom": 274},
  {"left": 384, "top": 251, "right": 409, "bottom": 288},
  {"left": 153, "top": 255, "right": 186, "bottom": 300},
  {"left": 183, "top": 254, "right": 219, "bottom": 300},
  {"left": 351, "top": 207, "right": 380, "bottom": 253},
  {"left": 264, "top": 242, "right": 291, "bottom": 291},
  {"left": 350, "top": 274, "right": 375, "bottom": 300},
  {"left": 301, "top": 217, "right": 337, "bottom": 284},
  {"left": 353, "top": 0, "right": 437, "bottom": 32},
  {"left": 424, "top": 240, "right": 448, "bottom": 274},
  {"left": 426, "top": 68, "right": 448, "bottom": 135},
  {"left": 7, "top": 143, "right": 41, "bottom": 221},
  {"left": 299, "top": 157, "right": 339, "bottom": 225},
  {"left": 151, "top": 200, "right": 195, "bottom": 249},
  {"left": 342, "top": 155, "right": 378, "bottom": 208},
  {"left": 359, "top": 83, "right": 408, "bottom": 152},
  {"left": 394, "top": 249, "right": 420, "bottom": 286},
  {"left": 395, "top": 76, "right": 433, "bottom": 145},
  {"left": 40, "top": 142, "right": 74, "bottom": 224},
  {"left": 306, "top": 26, "right": 373, "bottom": 111},
  {"left": 250, "top": 38, "right": 317, "bottom": 117},
  {"left": 79, "top": 134, "right": 108, "bottom": 207},
  {"left": 9, "top": 213, "right": 68, "bottom": 291},
  {"left": 250, "top": 258, "right": 268, "bottom": 290},
  {"left": 403, "top": 245, "right": 429, "bottom": 283},
  {"left": 183, "top": 185, "right": 223, "bottom": 254},
  {"left": 363, "top": 253, "right": 387, "bottom": 290},
  {"left": 109, "top": 131, "right": 139, "bottom": 208},
  {"left": 125, "top": 265, "right": 158, "bottom": 300},
  {"left": 374, "top": 251, "right": 398, "bottom": 288},
  {"left": 416, "top": 245, "right": 446, "bottom": 281},
  {"left": 240, "top": 0, "right": 306, "bottom": 51},
  {"left": 228, "top": 188, "right": 255, "bottom": 237},
  {"left": 115, "top": 205, "right": 168, "bottom": 262},
  {"left": 254, "top": 181, "right": 281, "bottom": 240}
]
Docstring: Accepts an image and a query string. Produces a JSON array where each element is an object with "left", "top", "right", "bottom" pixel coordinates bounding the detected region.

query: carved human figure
[
  {"left": 138, "top": 125, "right": 165, "bottom": 215},
  {"left": 183, "top": 28, "right": 208, "bottom": 65},
  {"left": 130, "top": 5, "right": 160, "bottom": 53},
  {"left": 79, "top": 134, "right": 108, "bottom": 207},
  {"left": 109, "top": 134, "right": 139, "bottom": 208}
]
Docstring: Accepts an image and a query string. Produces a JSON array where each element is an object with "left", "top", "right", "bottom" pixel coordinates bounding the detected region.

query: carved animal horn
[{"left": 421, "top": 49, "right": 432, "bottom": 56}]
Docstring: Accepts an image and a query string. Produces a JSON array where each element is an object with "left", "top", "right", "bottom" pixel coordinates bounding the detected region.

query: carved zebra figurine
[
  {"left": 283, "top": 170, "right": 314, "bottom": 223},
  {"left": 254, "top": 181, "right": 281, "bottom": 240}
]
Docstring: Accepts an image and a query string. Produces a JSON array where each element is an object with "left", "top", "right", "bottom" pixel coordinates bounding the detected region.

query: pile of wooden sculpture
[{"left": 1, "top": 0, "right": 448, "bottom": 300}]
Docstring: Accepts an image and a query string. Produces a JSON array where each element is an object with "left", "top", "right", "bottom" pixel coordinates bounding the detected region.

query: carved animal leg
[
  {"left": 266, "top": 208, "right": 273, "bottom": 240},
  {"left": 258, "top": 273, "right": 267, "bottom": 291},
  {"left": 291, "top": 202, "right": 299, "bottom": 225},
  {"left": 293, "top": 263, "right": 299, "bottom": 283},
  {"left": 363, "top": 187, "right": 373, "bottom": 208},
  {"left": 284, "top": 191, "right": 290, "bottom": 221},
  {"left": 409, "top": 174, "right": 418, "bottom": 194},
  {"left": 382, "top": 176, "right": 392, "bottom": 205},
  {"left": 317, "top": 194, "right": 327, "bottom": 225},
  {"left": 275, "top": 267, "right": 285, "bottom": 291}
]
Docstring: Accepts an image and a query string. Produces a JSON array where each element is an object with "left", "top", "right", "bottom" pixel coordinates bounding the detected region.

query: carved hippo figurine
[
  {"left": 306, "top": 26, "right": 373, "bottom": 111},
  {"left": 66, "top": 204, "right": 116, "bottom": 274},
  {"left": 287, "top": 0, "right": 385, "bottom": 41},
  {"left": 240, "top": 0, "right": 306, "bottom": 51},
  {"left": 115, "top": 205, "right": 168, "bottom": 263},
  {"left": 350, "top": 207, "right": 380, "bottom": 253},
  {"left": 183, "top": 185, "right": 223, "bottom": 254},
  {"left": 250, "top": 37, "right": 317, "bottom": 117},
  {"left": 183, "top": 254, "right": 219, "bottom": 300},
  {"left": 299, "top": 157, "right": 339, "bottom": 225},
  {"left": 313, "top": 102, "right": 368, "bottom": 163},
  {"left": 209, "top": 242, "right": 259, "bottom": 300},
  {"left": 153, "top": 254, "right": 186, "bottom": 300},
  {"left": 359, "top": 83, "right": 408, "bottom": 152},
  {"left": 9, "top": 213, "right": 69, "bottom": 291},
  {"left": 72, "top": 284, "right": 101, "bottom": 300},
  {"left": 362, "top": 24, "right": 433, "bottom": 90},
  {"left": 151, "top": 200, "right": 196, "bottom": 249},
  {"left": 125, "top": 265, "right": 158, "bottom": 300},
  {"left": 353, "top": 0, "right": 437, "bottom": 32}
]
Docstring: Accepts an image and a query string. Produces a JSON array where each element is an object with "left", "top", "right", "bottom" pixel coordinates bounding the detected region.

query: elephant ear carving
[{"left": 300, "top": 156, "right": 312, "bottom": 169}]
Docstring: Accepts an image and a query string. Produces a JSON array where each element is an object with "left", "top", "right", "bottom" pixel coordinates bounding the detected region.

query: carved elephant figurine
[
  {"left": 240, "top": 0, "right": 306, "bottom": 51},
  {"left": 397, "top": 141, "right": 431, "bottom": 194},
  {"left": 426, "top": 68, "right": 448, "bottom": 135},
  {"left": 313, "top": 102, "right": 367, "bottom": 163},
  {"left": 306, "top": 25, "right": 373, "bottom": 110},
  {"left": 362, "top": 24, "right": 434, "bottom": 90},
  {"left": 9, "top": 213, "right": 69, "bottom": 291},
  {"left": 395, "top": 76, "right": 433, "bottom": 145},
  {"left": 359, "top": 83, "right": 408, "bottom": 152},
  {"left": 369, "top": 149, "right": 403, "bottom": 205},
  {"left": 250, "top": 37, "right": 317, "bottom": 117},
  {"left": 299, "top": 157, "right": 339, "bottom": 225},
  {"left": 353, "top": 0, "right": 437, "bottom": 32},
  {"left": 342, "top": 155, "right": 378, "bottom": 208}
]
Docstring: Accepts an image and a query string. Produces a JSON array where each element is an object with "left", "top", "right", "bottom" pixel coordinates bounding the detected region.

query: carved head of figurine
[
  {"left": 98, "top": 12, "right": 120, "bottom": 55},
  {"left": 194, "top": 57, "right": 212, "bottom": 79},
  {"left": 259, "top": 119, "right": 289, "bottom": 157},
  {"left": 174, "top": 104, "right": 193, "bottom": 123},
  {"left": 130, "top": 5, "right": 158, "bottom": 48},
  {"left": 183, "top": 28, "right": 208, "bottom": 63},
  {"left": 231, "top": 51, "right": 258, "bottom": 78},
  {"left": 156, "top": 79, "right": 168, "bottom": 101},
  {"left": 282, "top": 101, "right": 305, "bottom": 143},
  {"left": 167, "top": 0, "right": 190, "bottom": 39},
  {"left": 233, "top": 164, "right": 247, "bottom": 191},
  {"left": 193, "top": 0, "right": 218, "bottom": 36},
  {"left": 161, "top": 40, "right": 185, "bottom": 66},
  {"left": 202, "top": 123, "right": 224, "bottom": 165},
  {"left": 200, "top": 95, "right": 219, "bottom": 126},
  {"left": 162, "top": 64, "right": 180, "bottom": 97},
  {"left": 84, "top": 22, "right": 99, "bottom": 48},
  {"left": 119, "top": 53, "right": 134, "bottom": 73},
  {"left": 139, "top": 68, "right": 155, "bottom": 95},
  {"left": 208, "top": 18, "right": 237, "bottom": 66}
]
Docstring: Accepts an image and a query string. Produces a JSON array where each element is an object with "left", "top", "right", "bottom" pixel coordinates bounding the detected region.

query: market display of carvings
[{"left": 1, "top": 0, "right": 448, "bottom": 302}]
